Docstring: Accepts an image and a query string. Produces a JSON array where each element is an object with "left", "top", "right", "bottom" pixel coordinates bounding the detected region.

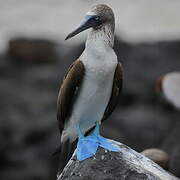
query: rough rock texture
[{"left": 58, "top": 141, "right": 179, "bottom": 180}]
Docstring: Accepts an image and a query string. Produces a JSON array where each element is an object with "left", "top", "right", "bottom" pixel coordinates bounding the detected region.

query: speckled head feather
[
  {"left": 87, "top": 4, "right": 115, "bottom": 31},
  {"left": 65, "top": 4, "right": 115, "bottom": 46}
]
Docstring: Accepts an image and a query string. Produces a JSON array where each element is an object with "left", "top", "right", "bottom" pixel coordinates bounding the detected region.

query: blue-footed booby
[{"left": 57, "top": 4, "right": 123, "bottom": 170}]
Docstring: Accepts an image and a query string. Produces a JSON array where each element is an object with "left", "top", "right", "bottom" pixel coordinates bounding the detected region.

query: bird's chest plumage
[
  {"left": 69, "top": 49, "right": 117, "bottom": 133},
  {"left": 85, "top": 59, "right": 114, "bottom": 87}
]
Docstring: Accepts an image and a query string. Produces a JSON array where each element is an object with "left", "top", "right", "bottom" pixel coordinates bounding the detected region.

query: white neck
[
  {"left": 86, "top": 23, "right": 114, "bottom": 50},
  {"left": 80, "top": 23, "right": 116, "bottom": 66}
]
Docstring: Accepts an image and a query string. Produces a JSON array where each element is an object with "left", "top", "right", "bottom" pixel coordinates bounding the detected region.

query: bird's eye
[{"left": 94, "top": 16, "right": 101, "bottom": 21}]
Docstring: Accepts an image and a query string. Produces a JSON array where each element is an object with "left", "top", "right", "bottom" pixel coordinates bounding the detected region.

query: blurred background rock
[{"left": 0, "top": 0, "right": 180, "bottom": 179}]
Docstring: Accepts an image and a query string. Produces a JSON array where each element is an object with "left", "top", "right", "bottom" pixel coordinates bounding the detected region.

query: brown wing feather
[
  {"left": 102, "top": 63, "right": 123, "bottom": 121},
  {"left": 57, "top": 60, "right": 85, "bottom": 134}
]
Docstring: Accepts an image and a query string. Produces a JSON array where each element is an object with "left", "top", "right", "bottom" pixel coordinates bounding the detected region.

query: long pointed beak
[{"left": 65, "top": 15, "right": 99, "bottom": 40}]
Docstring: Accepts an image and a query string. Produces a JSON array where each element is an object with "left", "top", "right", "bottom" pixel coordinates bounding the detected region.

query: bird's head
[{"left": 65, "top": 4, "right": 115, "bottom": 40}]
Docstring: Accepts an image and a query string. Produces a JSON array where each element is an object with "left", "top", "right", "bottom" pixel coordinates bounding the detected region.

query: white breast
[{"left": 64, "top": 46, "right": 117, "bottom": 142}]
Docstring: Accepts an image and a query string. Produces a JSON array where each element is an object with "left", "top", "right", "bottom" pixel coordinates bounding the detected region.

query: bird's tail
[{"left": 58, "top": 138, "right": 77, "bottom": 173}]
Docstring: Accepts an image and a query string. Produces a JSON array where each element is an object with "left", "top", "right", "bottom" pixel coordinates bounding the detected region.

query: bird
[
  {"left": 156, "top": 72, "right": 180, "bottom": 109},
  {"left": 57, "top": 4, "right": 123, "bottom": 171}
]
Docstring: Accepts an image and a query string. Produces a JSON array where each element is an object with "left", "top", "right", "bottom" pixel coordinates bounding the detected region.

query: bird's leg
[
  {"left": 76, "top": 125, "right": 98, "bottom": 161},
  {"left": 92, "top": 121, "right": 100, "bottom": 136},
  {"left": 77, "top": 125, "right": 84, "bottom": 138},
  {"left": 91, "top": 121, "right": 120, "bottom": 152}
]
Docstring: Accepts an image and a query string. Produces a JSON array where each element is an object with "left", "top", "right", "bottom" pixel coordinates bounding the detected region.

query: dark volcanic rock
[
  {"left": 162, "top": 121, "right": 180, "bottom": 177},
  {"left": 58, "top": 141, "right": 178, "bottom": 180},
  {"left": 8, "top": 38, "right": 57, "bottom": 64},
  {"left": 0, "top": 40, "right": 84, "bottom": 180}
]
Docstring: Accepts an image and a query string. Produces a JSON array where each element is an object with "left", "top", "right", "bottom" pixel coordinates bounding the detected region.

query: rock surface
[{"left": 58, "top": 141, "right": 179, "bottom": 180}]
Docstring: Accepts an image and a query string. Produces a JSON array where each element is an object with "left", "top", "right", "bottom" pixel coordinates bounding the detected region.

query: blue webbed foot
[
  {"left": 77, "top": 135, "right": 98, "bottom": 161},
  {"left": 76, "top": 125, "right": 99, "bottom": 161},
  {"left": 95, "top": 135, "right": 120, "bottom": 152},
  {"left": 92, "top": 122, "right": 120, "bottom": 152},
  {"left": 76, "top": 122, "right": 120, "bottom": 161}
]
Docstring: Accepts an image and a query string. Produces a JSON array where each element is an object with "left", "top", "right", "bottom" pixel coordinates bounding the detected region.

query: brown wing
[
  {"left": 102, "top": 63, "right": 123, "bottom": 121},
  {"left": 57, "top": 60, "right": 85, "bottom": 134}
]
